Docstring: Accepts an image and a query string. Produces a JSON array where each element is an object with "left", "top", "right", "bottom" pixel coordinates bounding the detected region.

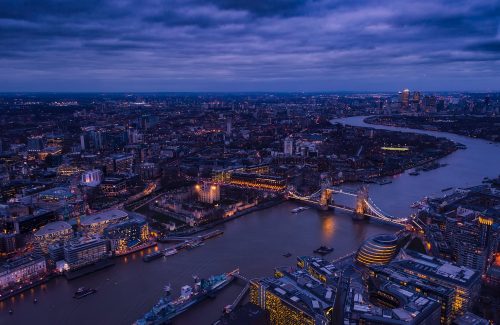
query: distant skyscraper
[
  {"left": 412, "top": 91, "right": 421, "bottom": 103},
  {"left": 401, "top": 88, "right": 410, "bottom": 109},
  {"left": 283, "top": 136, "right": 294, "bottom": 156}
]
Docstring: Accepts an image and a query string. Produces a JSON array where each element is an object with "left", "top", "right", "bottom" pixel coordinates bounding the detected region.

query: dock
[{"left": 146, "top": 230, "right": 224, "bottom": 262}]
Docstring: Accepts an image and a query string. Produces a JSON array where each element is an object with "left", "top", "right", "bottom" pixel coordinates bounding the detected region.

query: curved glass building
[{"left": 356, "top": 234, "right": 399, "bottom": 266}]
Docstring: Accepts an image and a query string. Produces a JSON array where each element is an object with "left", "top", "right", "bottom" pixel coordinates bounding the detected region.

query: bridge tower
[
  {"left": 319, "top": 173, "right": 333, "bottom": 210},
  {"left": 354, "top": 186, "right": 369, "bottom": 218}
]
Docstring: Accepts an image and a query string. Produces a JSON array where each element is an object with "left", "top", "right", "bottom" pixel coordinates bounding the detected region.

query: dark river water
[{"left": 1, "top": 116, "right": 499, "bottom": 325}]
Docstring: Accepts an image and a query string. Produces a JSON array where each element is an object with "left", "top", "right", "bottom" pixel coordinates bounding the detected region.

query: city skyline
[{"left": 1, "top": 0, "right": 499, "bottom": 92}]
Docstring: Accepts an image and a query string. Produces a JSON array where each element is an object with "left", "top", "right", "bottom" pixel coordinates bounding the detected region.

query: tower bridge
[{"left": 287, "top": 185, "right": 408, "bottom": 226}]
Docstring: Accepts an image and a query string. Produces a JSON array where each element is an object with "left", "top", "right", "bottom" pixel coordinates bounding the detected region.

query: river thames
[{"left": 1, "top": 116, "right": 499, "bottom": 325}]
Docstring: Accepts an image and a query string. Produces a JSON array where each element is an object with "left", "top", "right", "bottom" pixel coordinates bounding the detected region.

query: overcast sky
[{"left": 1, "top": 0, "right": 499, "bottom": 92}]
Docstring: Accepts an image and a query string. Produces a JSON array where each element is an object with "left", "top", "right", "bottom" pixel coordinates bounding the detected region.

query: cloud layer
[{"left": 0, "top": 0, "right": 499, "bottom": 91}]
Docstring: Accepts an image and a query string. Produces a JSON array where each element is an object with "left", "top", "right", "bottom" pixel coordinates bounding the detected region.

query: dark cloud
[
  {"left": 467, "top": 41, "right": 500, "bottom": 53},
  {"left": 0, "top": 0, "right": 498, "bottom": 91},
  {"left": 208, "top": 0, "right": 310, "bottom": 16}
]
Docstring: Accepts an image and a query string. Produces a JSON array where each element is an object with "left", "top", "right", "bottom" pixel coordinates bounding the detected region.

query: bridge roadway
[
  {"left": 287, "top": 189, "right": 408, "bottom": 226},
  {"left": 216, "top": 180, "right": 407, "bottom": 226}
]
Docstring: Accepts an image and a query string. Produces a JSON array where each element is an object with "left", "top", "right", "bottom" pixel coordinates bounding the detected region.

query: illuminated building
[
  {"left": 478, "top": 215, "right": 493, "bottom": 250},
  {"left": 37, "top": 186, "right": 74, "bottom": 202},
  {"left": 250, "top": 267, "right": 335, "bottom": 325},
  {"left": 344, "top": 276, "right": 441, "bottom": 325},
  {"left": 356, "top": 234, "right": 399, "bottom": 266},
  {"left": 227, "top": 173, "right": 286, "bottom": 192},
  {"left": 484, "top": 253, "right": 500, "bottom": 288},
  {"left": 195, "top": 183, "right": 220, "bottom": 204},
  {"left": 296, "top": 256, "right": 339, "bottom": 285},
  {"left": 103, "top": 217, "right": 149, "bottom": 255},
  {"left": 45, "top": 134, "right": 64, "bottom": 147},
  {"left": 34, "top": 221, "right": 73, "bottom": 253},
  {"left": 80, "top": 209, "right": 129, "bottom": 235},
  {"left": 443, "top": 214, "right": 496, "bottom": 272},
  {"left": 105, "top": 153, "right": 133, "bottom": 174},
  {"left": 81, "top": 169, "right": 103, "bottom": 187},
  {"left": 0, "top": 254, "right": 47, "bottom": 290},
  {"left": 63, "top": 236, "right": 110, "bottom": 269},
  {"left": 401, "top": 88, "right": 410, "bottom": 109},
  {"left": 57, "top": 165, "right": 83, "bottom": 176},
  {"left": 37, "top": 146, "right": 62, "bottom": 161},
  {"left": 100, "top": 177, "right": 127, "bottom": 197},
  {"left": 370, "top": 264, "right": 455, "bottom": 324},
  {"left": 395, "top": 250, "right": 481, "bottom": 318}
]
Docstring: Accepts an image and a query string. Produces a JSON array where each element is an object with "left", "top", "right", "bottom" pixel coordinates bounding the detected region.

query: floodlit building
[
  {"left": 81, "top": 169, "right": 103, "bottom": 187},
  {"left": 195, "top": 183, "right": 220, "bottom": 204}
]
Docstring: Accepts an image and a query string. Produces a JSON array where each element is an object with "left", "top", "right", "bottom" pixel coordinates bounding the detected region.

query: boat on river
[
  {"left": 291, "top": 206, "right": 309, "bottom": 213},
  {"left": 73, "top": 287, "right": 97, "bottom": 299}
]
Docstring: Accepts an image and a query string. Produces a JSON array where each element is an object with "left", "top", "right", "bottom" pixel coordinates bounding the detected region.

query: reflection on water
[{"left": 320, "top": 216, "right": 335, "bottom": 243}]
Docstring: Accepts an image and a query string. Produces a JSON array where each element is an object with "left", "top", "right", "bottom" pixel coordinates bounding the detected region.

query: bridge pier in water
[
  {"left": 353, "top": 186, "right": 369, "bottom": 220},
  {"left": 319, "top": 188, "right": 333, "bottom": 210}
]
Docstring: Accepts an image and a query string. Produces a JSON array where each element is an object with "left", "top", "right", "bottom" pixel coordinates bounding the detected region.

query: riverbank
[
  {"left": 0, "top": 277, "right": 51, "bottom": 302},
  {"left": 165, "top": 197, "right": 286, "bottom": 237},
  {"left": 364, "top": 115, "right": 499, "bottom": 142}
]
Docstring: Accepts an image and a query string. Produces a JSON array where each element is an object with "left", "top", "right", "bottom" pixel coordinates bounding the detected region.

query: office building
[
  {"left": 401, "top": 89, "right": 410, "bottom": 109},
  {"left": 34, "top": 221, "right": 73, "bottom": 253},
  {"left": 105, "top": 153, "right": 134, "bottom": 174},
  {"left": 103, "top": 217, "right": 149, "bottom": 254},
  {"left": 344, "top": 276, "right": 441, "bottom": 325},
  {"left": 63, "top": 236, "right": 110, "bottom": 269},
  {"left": 395, "top": 250, "right": 481, "bottom": 317},
  {"left": 370, "top": 264, "right": 455, "bottom": 324},
  {"left": 100, "top": 177, "right": 127, "bottom": 197},
  {"left": 250, "top": 267, "right": 335, "bottom": 325},
  {"left": 0, "top": 254, "right": 47, "bottom": 290},
  {"left": 296, "top": 256, "right": 339, "bottom": 285},
  {"left": 80, "top": 209, "right": 129, "bottom": 235}
]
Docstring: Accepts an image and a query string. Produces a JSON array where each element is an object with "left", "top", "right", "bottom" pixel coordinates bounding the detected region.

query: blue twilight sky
[{"left": 0, "top": 0, "right": 499, "bottom": 92}]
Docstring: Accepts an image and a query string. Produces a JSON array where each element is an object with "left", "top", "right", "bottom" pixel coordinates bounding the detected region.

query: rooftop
[
  {"left": 34, "top": 221, "right": 72, "bottom": 237},
  {"left": 396, "top": 250, "right": 480, "bottom": 287},
  {"left": 80, "top": 209, "right": 128, "bottom": 226}
]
